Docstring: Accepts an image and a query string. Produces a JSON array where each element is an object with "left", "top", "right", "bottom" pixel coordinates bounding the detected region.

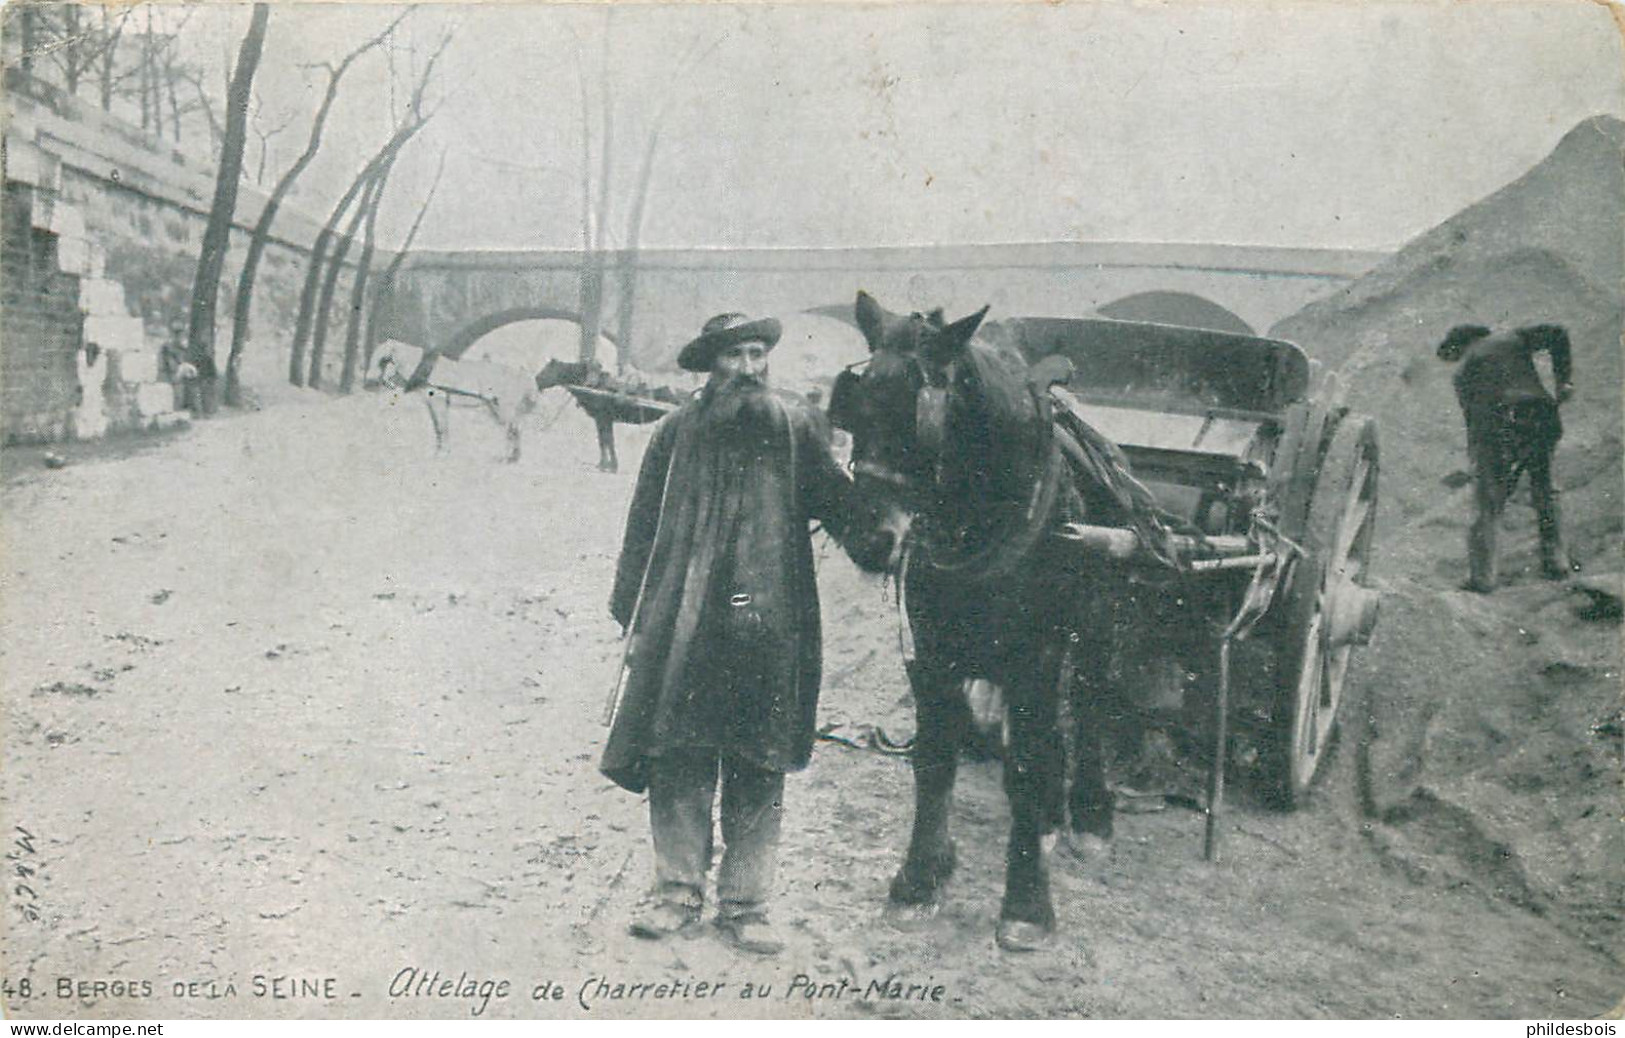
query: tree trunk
[
  {"left": 287, "top": 219, "right": 340, "bottom": 387},
  {"left": 60, "top": 8, "right": 83, "bottom": 97},
  {"left": 150, "top": 32, "right": 164, "bottom": 141},
  {"left": 339, "top": 158, "right": 394, "bottom": 393},
  {"left": 98, "top": 10, "right": 124, "bottom": 111},
  {"left": 167, "top": 65, "right": 182, "bottom": 144},
  {"left": 182, "top": 3, "right": 268, "bottom": 416},
  {"left": 227, "top": 10, "right": 405, "bottom": 405},
  {"left": 614, "top": 112, "right": 670, "bottom": 373},
  {"left": 139, "top": 19, "right": 151, "bottom": 129},
  {"left": 363, "top": 150, "right": 446, "bottom": 377},
  {"left": 19, "top": 7, "right": 36, "bottom": 73},
  {"left": 288, "top": 113, "right": 425, "bottom": 387},
  {"left": 308, "top": 171, "right": 378, "bottom": 389}
]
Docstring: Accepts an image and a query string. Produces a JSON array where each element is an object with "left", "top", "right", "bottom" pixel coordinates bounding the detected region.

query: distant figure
[{"left": 1437, "top": 323, "right": 1577, "bottom": 592}]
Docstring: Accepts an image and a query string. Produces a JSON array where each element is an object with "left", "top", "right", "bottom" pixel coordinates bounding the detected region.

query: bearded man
[
  {"left": 600, "top": 312, "right": 854, "bottom": 956},
  {"left": 1437, "top": 323, "right": 1577, "bottom": 592}
]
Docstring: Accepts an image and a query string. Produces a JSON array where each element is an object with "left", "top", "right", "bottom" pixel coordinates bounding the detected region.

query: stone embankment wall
[{"left": 1, "top": 70, "right": 346, "bottom": 444}]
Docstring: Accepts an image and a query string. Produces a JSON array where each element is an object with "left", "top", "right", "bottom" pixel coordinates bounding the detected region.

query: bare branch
[
  {"left": 363, "top": 148, "right": 448, "bottom": 369},
  {"left": 407, "top": 26, "right": 456, "bottom": 120}
]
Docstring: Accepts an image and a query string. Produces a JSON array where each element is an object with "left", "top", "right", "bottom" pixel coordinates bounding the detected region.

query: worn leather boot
[
  {"left": 713, "top": 912, "right": 785, "bottom": 956},
  {"left": 627, "top": 901, "right": 702, "bottom": 941}
]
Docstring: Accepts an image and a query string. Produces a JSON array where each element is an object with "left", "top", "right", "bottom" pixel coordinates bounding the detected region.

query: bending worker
[{"left": 1436, "top": 323, "right": 1577, "bottom": 593}]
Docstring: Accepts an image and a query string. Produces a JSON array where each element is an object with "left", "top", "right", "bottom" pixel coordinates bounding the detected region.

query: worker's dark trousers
[{"left": 1467, "top": 401, "right": 1564, "bottom": 589}]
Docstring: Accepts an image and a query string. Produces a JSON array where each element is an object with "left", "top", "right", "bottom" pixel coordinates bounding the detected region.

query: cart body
[{"left": 993, "top": 316, "right": 1381, "bottom": 807}]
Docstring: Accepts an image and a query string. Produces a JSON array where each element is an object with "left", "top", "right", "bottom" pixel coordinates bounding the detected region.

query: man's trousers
[{"left": 647, "top": 749, "right": 784, "bottom": 920}]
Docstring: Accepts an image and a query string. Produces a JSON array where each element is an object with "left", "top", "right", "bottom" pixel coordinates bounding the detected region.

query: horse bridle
[
  {"left": 832, "top": 346, "right": 1066, "bottom": 584},
  {"left": 832, "top": 352, "right": 957, "bottom": 499}
]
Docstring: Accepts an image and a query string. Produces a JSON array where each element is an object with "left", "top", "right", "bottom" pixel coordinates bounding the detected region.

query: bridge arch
[
  {"left": 1095, "top": 291, "right": 1255, "bottom": 335},
  {"left": 442, "top": 306, "right": 621, "bottom": 361}
]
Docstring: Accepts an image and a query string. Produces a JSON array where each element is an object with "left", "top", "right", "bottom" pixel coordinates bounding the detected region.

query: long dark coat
[
  {"left": 1454, "top": 329, "right": 1570, "bottom": 484},
  {"left": 600, "top": 388, "right": 853, "bottom": 793}
]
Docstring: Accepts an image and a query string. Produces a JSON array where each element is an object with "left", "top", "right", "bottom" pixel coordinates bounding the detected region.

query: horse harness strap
[{"left": 914, "top": 380, "right": 1065, "bottom": 586}]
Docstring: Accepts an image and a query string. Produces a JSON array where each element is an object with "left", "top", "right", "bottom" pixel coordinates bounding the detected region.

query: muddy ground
[{"left": 0, "top": 386, "right": 1618, "bottom": 1020}]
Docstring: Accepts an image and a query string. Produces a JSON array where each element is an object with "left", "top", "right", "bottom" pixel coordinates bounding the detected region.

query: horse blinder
[{"left": 828, "top": 368, "right": 863, "bottom": 432}]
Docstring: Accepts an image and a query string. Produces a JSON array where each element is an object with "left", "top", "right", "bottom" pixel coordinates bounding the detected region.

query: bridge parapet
[{"left": 378, "top": 242, "right": 1388, "bottom": 372}]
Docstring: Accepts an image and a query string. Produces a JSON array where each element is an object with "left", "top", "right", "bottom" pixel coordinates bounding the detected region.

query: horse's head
[
  {"left": 535, "top": 358, "right": 595, "bottom": 392},
  {"left": 829, "top": 290, "right": 990, "bottom": 573}
]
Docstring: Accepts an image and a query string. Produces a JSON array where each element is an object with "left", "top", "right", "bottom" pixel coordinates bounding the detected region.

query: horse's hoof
[
  {"left": 1058, "top": 830, "right": 1113, "bottom": 865},
  {"left": 883, "top": 900, "right": 941, "bottom": 931},
  {"left": 995, "top": 918, "right": 1054, "bottom": 953}
]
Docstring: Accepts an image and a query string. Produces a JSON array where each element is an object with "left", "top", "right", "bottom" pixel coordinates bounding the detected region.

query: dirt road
[{"left": 1, "top": 391, "right": 1617, "bottom": 1019}]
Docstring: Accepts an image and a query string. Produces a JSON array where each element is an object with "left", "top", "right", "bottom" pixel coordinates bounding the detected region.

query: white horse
[{"left": 370, "top": 340, "right": 539, "bottom": 462}]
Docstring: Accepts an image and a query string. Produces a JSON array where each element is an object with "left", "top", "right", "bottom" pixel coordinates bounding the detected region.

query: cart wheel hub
[{"left": 1326, "top": 578, "right": 1380, "bottom": 649}]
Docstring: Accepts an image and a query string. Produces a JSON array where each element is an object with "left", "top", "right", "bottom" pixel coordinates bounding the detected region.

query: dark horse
[
  {"left": 832, "top": 291, "right": 1145, "bottom": 951},
  {"left": 534, "top": 359, "right": 683, "bottom": 472}
]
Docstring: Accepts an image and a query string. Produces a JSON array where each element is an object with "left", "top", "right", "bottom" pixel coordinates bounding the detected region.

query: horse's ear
[
  {"left": 855, "top": 290, "right": 888, "bottom": 350},
  {"left": 941, "top": 305, "right": 990, "bottom": 352}
]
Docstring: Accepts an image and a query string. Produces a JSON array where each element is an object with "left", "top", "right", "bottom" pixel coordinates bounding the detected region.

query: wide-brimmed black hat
[{"left": 676, "top": 312, "right": 783, "bottom": 372}]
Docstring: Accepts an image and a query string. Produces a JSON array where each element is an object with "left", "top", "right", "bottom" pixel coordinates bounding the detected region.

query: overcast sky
[{"left": 176, "top": 1, "right": 1624, "bottom": 253}]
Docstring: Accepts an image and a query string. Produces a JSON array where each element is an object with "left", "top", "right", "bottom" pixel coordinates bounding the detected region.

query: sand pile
[
  {"left": 1272, "top": 115, "right": 1624, "bottom": 572},
  {"left": 1267, "top": 116, "right": 1624, "bottom": 956}
]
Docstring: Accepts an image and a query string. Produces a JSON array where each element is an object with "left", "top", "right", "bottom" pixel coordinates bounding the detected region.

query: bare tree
[
  {"left": 362, "top": 149, "right": 447, "bottom": 377},
  {"left": 17, "top": 5, "right": 37, "bottom": 73},
  {"left": 177, "top": 69, "right": 223, "bottom": 151},
  {"left": 18, "top": 5, "right": 125, "bottom": 102},
  {"left": 337, "top": 155, "right": 397, "bottom": 392},
  {"left": 287, "top": 142, "right": 391, "bottom": 387},
  {"left": 44, "top": 6, "right": 98, "bottom": 98},
  {"left": 183, "top": 3, "right": 270, "bottom": 415},
  {"left": 287, "top": 114, "right": 434, "bottom": 386},
  {"left": 613, "top": 35, "right": 721, "bottom": 371},
  {"left": 96, "top": 8, "right": 133, "bottom": 113},
  {"left": 250, "top": 93, "right": 297, "bottom": 185},
  {"left": 572, "top": 14, "right": 617, "bottom": 366},
  {"left": 309, "top": 32, "right": 449, "bottom": 387},
  {"left": 226, "top": 10, "right": 408, "bottom": 404},
  {"left": 290, "top": 26, "right": 448, "bottom": 388},
  {"left": 307, "top": 169, "right": 380, "bottom": 389}
]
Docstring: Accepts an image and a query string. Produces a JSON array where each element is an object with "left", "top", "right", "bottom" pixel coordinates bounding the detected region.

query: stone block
[
  {"left": 106, "top": 347, "right": 160, "bottom": 384},
  {"left": 78, "top": 278, "right": 130, "bottom": 317},
  {"left": 46, "top": 204, "right": 85, "bottom": 241},
  {"left": 57, "top": 234, "right": 90, "bottom": 275},
  {"left": 82, "top": 313, "right": 147, "bottom": 353},
  {"left": 148, "top": 411, "right": 190, "bottom": 432},
  {"left": 3, "top": 139, "right": 60, "bottom": 191},
  {"left": 29, "top": 190, "right": 54, "bottom": 232},
  {"left": 134, "top": 381, "right": 178, "bottom": 417},
  {"left": 84, "top": 241, "right": 108, "bottom": 279}
]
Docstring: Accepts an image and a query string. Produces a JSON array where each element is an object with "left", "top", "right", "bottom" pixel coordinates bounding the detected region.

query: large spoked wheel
[{"left": 1267, "top": 415, "right": 1380, "bottom": 808}]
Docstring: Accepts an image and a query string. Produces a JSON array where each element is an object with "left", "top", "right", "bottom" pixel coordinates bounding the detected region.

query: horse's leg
[
  {"left": 424, "top": 394, "right": 446, "bottom": 453},
  {"left": 995, "top": 639, "right": 1066, "bottom": 951},
  {"left": 885, "top": 655, "right": 966, "bottom": 928},
  {"left": 595, "top": 413, "right": 618, "bottom": 473},
  {"left": 489, "top": 402, "right": 520, "bottom": 463},
  {"left": 1064, "top": 635, "right": 1116, "bottom": 860}
]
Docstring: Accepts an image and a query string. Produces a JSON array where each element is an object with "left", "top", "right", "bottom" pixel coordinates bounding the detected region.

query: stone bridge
[{"left": 374, "top": 242, "right": 1387, "bottom": 370}]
